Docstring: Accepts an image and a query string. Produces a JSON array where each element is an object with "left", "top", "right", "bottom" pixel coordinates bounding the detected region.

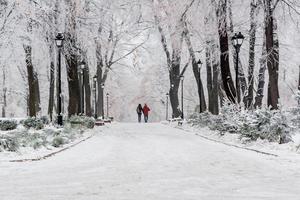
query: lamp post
[
  {"left": 171, "top": 84, "right": 174, "bottom": 118},
  {"left": 79, "top": 61, "right": 85, "bottom": 115},
  {"left": 180, "top": 75, "right": 184, "bottom": 119},
  {"left": 93, "top": 75, "right": 97, "bottom": 119},
  {"left": 101, "top": 83, "right": 105, "bottom": 120},
  {"left": 55, "top": 33, "right": 64, "bottom": 126},
  {"left": 232, "top": 32, "right": 245, "bottom": 103},
  {"left": 106, "top": 93, "right": 109, "bottom": 119},
  {"left": 166, "top": 93, "right": 169, "bottom": 120},
  {"left": 197, "top": 59, "right": 203, "bottom": 113}
]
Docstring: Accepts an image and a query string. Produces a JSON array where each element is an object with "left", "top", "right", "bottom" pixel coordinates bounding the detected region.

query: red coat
[{"left": 143, "top": 105, "right": 150, "bottom": 116}]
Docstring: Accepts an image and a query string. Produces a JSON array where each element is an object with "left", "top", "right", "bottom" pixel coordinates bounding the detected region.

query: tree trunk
[
  {"left": 298, "top": 65, "right": 300, "bottom": 91},
  {"left": 48, "top": 0, "right": 59, "bottom": 121},
  {"left": 254, "top": 36, "right": 267, "bottom": 108},
  {"left": 211, "top": 40, "right": 220, "bottom": 114},
  {"left": 183, "top": 21, "right": 206, "bottom": 113},
  {"left": 34, "top": 73, "right": 41, "bottom": 114},
  {"left": 48, "top": 52, "right": 55, "bottom": 121},
  {"left": 216, "top": 0, "right": 236, "bottom": 103},
  {"left": 96, "top": 65, "right": 104, "bottom": 119},
  {"left": 265, "top": 0, "right": 279, "bottom": 110},
  {"left": 245, "top": 1, "right": 260, "bottom": 108},
  {"left": 2, "top": 68, "right": 6, "bottom": 118},
  {"left": 169, "top": 63, "right": 182, "bottom": 118},
  {"left": 24, "top": 44, "right": 40, "bottom": 117},
  {"left": 65, "top": 0, "right": 80, "bottom": 117},
  {"left": 65, "top": 53, "right": 80, "bottom": 117},
  {"left": 83, "top": 61, "right": 92, "bottom": 117}
]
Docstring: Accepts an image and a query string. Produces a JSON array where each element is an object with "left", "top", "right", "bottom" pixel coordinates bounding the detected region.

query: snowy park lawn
[
  {"left": 169, "top": 120, "right": 300, "bottom": 159},
  {"left": 0, "top": 123, "right": 101, "bottom": 162}
]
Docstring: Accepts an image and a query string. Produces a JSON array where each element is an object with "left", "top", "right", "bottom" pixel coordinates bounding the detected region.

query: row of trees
[
  {"left": 0, "top": 0, "right": 299, "bottom": 120},
  {"left": 153, "top": 0, "right": 299, "bottom": 118},
  {"left": 0, "top": 0, "right": 149, "bottom": 119}
]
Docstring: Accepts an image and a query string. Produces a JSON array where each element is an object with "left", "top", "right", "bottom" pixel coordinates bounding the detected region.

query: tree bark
[
  {"left": 96, "top": 66, "right": 104, "bottom": 118},
  {"left": 48, "top": 46, "right": 55, "bottom": 121},
  {"left": 245, "top": 0, "right": 260, "bottom": 108},
  {"left": 153, "top": 10, "right": 186, "bottom": 118},
  {"left": 206, "top": 40, "right": 219, "bottom": 115},
  {"left": 24, "top": 44, "right": 40, "bottom": 117},
  {"left": 183, "top": 21, "right": 207, "bottom": 113},
  {"left": 65, "top": 0, "right": 80, "bottom": 117},
  {"left": 2, "top": 68, "right": 6, "bottom": 117},
  {"left": 216, "top": 0, "right": 236, "bottom": 103},
  {"left": 298, "top": 65, "right": 300, "bottom": 91},
  {"left": 48, "top": 0, "right": 59, "bottom": 121},
  {"left": 264, "top": 0, "right": 279, "bottom": 109},
  {"left": 83, "top": 59, "right": 92, "bottom": 117},
  {"left": 254, "top": 36, "right": 267, "bottom": 108}
]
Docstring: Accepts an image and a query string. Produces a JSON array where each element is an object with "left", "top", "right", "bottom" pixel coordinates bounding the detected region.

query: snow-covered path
[{"left": 1, "top": 123, "right": 300, "bottom": 200}]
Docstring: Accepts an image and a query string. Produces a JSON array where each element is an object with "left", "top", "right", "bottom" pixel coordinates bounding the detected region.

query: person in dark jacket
[
  {"left": 136, "top": 104, "right": 143, "bottom": 123},
  {"left": 142, "top": 104, "right": 150, "bottom": 123}
]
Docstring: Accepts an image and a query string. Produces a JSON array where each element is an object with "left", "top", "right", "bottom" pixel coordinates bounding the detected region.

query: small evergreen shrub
[
  {"left": 40, "top": 116, "right": 50, "bottom": 125},
  {"left": 188, "top": 104, "right": 292, "bottom": 144},
  {"left": 83, "top": 117, "right": 95, "bottom": 129},
  {"left": 0, "top": 120, "right": 18, "bottom": 131},
  {"left": 52, "top": 136, "right": 65, "bottom": 147},
  {"left": 0, "top": 135, "right": 18, "bottom": 152},
  {"left": 69, "top": 115, "right": 95, "bottom": 129},
  {"left": 23, "top": 117, "right": 44, "bottom": 130}
]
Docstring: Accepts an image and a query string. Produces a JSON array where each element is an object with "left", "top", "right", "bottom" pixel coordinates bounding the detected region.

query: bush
[
  {"left": 23, "top": 117, "right": 44, "bottom": 130},
  {"left": 0, "top": 135, "right": 18, "bottom": 152},
  {"left": 52, "top": 136, "right": 65, "bottom": 147},
  {"left": 40, "top": 116, "right": 50, "bottom": 125},
  {"left": 188, "top": 105, "right": 292, "bottom": 144},
  {"left": 0, "top": 120, "right": 18, "bottom": 131},
  {"left": 83, "top": 117, "right": 95, "bottom": 129},
  {"left": 69, "top": 115, "right": 95, "bottom": 129}
]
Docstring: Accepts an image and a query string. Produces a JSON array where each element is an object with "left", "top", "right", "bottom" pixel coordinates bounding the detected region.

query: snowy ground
[{"left": 1, "top": 123, "right": 300, "bottom": 200}]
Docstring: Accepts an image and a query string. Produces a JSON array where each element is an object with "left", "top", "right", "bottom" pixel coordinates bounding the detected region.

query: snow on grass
[
  {"left": 0, "top": 123, "right": 105, "bottom": 162},
  {"left": 170, "top": 120, "right": 300, "bottom": 160}
]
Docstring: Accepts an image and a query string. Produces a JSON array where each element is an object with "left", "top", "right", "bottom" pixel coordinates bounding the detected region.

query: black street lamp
[
  {"left": 78, "top": 61, "right": 85, "bottom": 115},
  {"left": 180, "top": 75, "right": 184, "bottom": 119},
  {"left": 101, "top": 83, "right": 105, "bottom": 120},
  {"left": 166, "top": 93, "right": 169, "bottom": 120},
  {"left": 106, "top": 93, "right": 109, "bottom": 119},
  {"left": 170, "top": 84, "right": 174, "bottom": 118},
  {"left": 197, "top": 59, "right": 203, "bottom": 113},
  {"left": 55, "top": 33, "right": 64, "bottom": 126},
  {"left": 232, "top": 32, "right": 245, "bottom": 103},
  {"left": 93, "top": 75, "right": 97, "bottom": 119}
]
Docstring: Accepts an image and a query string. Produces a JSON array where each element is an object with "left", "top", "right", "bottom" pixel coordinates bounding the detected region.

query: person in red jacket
[{"left": 142, "top": 104, "right": 150, "bottom": 123}]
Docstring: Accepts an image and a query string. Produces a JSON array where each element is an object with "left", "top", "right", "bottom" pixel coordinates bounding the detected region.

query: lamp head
[
  {"left": 55, "top": 33, "right": 64, "bottom": 48},
  {"left": 232, "top": 32, "right": 244, "bottom": 49}
]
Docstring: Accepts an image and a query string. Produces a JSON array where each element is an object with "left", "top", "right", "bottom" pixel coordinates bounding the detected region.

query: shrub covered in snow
[
  {"left": 0, "top": 123, "right": 88, "bottom": 152},
  {"left": 0, "top": 120, "right": 18, "bottom": 131},
  {"left": 188, "top": 104, "right": 292, "bottom": 144},
  {"left": 239, "top": 109, "right": 291, "bottom": 144},
  {"left": 0, "top": 135, "right": 18, "bottom": 152},
  {"left": 69, "top": 116, "right": 95, "bottom": 129},
  {"left": 40, "top": 116, "right": 50, "bottom": 125},
  {"left": 22, "top": 117, "right": 44, "bottom": 130}
]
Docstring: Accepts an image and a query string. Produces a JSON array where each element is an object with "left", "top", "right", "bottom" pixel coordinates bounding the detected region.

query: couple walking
[{"left": 136, "top": 104, "right": 150, "bottom": 123}]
